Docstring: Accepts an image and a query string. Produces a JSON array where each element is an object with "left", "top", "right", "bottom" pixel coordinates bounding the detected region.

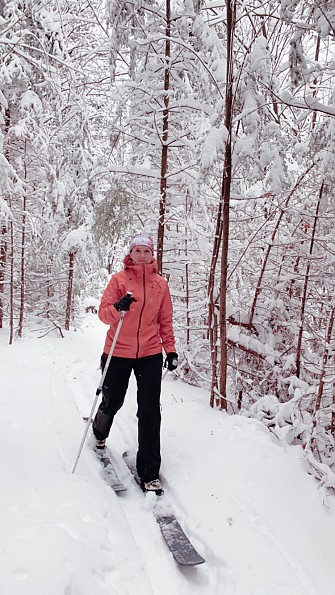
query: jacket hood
[{"left": 123, "top": 254, "right": 158, "bottom": 273}]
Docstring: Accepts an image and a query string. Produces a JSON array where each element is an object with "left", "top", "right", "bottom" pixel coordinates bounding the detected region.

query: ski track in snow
[
  {"left": 66, "top": 355, "right": 306, "bottom": 595},
  {"left": 2, "top": 317, "right": 335, "bottom": 594},
  {"left": 66, "top": 359, "right": 213, "bottom": 595},
  {"left": 1, "top": 343, "right": 148, "bottom": 594}
]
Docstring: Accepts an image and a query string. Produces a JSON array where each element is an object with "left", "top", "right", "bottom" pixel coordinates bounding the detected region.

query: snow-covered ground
[{"left": 1, "top": 314, "right": 335, "bottom": 595}]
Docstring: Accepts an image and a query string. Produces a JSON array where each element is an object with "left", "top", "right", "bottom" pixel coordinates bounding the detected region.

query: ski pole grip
[{"left": 119, "top": 291, "right": 135, "bottom": 314}]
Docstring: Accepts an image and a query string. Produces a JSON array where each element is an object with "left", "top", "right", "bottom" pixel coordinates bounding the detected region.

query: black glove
[
  {"left": 113, "top": 294, "right": 137, "bottom": 312},
  {"left": 164, "top": 352, "right": 178, "bottom": 371}
]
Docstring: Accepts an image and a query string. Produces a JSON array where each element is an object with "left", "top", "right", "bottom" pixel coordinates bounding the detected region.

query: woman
[{"left": 93, "top": 233, "right": 178, "bottom": 492}]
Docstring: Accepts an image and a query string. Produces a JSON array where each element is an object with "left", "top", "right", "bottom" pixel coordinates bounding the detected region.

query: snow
[
  {"left": 201, "top": 126, "right": 228, "bottom": 170},
  {"left": 1, "top": 315, "right": 335, "bottom": 595},
  {"left": 62, "top": 225, "right": 89, "bottom": 252},
  {"left": 247, "top": 36, "right": 272, "bottom": 84},
  {"left": 19, "top": 90, "right": 42, "bottom": 113},
  {"left": 279, "top": 92, "right": 335, "bottom": 117},
  {"left": 0, "top": 191, "right": 12, "bottom": 219},
  {"left": 0, "top": 88, "right": 8, "bottom": 109}
]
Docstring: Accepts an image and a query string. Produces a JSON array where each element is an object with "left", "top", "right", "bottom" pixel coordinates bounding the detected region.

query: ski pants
[{"left": 92, "top": 352, "right": 163, "bottom": 482}]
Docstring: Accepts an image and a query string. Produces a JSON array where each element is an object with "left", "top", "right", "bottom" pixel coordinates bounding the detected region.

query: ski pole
[{"left": 72, "top": 299, "right": 130, "bottom": 474}]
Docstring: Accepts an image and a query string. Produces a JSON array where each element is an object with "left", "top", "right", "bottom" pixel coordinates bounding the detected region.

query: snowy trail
[
  {"left": 2, "top": 316, "right": 335, "bottom": 594},
  {"left": 1, "top": 364, "right": 146, "bottom": 594},
  {"left": 67, "top": 359, "right": 212, "bottom": 595},
  {"left": 66, "top": 336, "right": 308, "bottom": 595}
]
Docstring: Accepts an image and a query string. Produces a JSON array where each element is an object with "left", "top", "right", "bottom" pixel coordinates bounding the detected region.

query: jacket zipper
[{"left": 136, "top": 265, "right": 146, "bottom": 358}]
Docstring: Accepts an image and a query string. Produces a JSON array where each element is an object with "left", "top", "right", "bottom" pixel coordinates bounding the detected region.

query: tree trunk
[
  {"left": 156, "top": 0, "right": 171, "bottom": 275},
  {"left": 332, "top": 361, "right": 335, "bottom": 438},
  {"left": 9, "top": 220, "right": 14, "bottom": 345},
  {"left": 0, "top": 225, "right": 7, "bottom": 329},
  {"left": 316, "top": 307, "right": 335, "bottom": 409},
  {"left": 184, "top": 193, "right": 191, "bottom": 346},
  {"left": 65, "top": 251, "right": 76, "bottom": 331},
  {"left": 185, "top": 239, "right": 190, "bottom": 346},
  {"left": 46, "top": 263, "right": 52, "bottom": 319},
  {"left": 208, "top": 198, "right": 223, "bottom": 407},
  {"left": 0, "top": 107, "right": 11, "bottom": 330},
  {"left": 307, "top": 306, "right": 334, "bottom": 449},
  {"left": 18, "top": 146, "right": 27, "bottom": 338},
  {"left": 296, "top": 183, "right": 323, "bottom": 377},
  {"left": 311, "top": 34, "right": 321, "bottom": 129},
  {"left": 217, "top": 0, "right": 236, "bottom": 410}
]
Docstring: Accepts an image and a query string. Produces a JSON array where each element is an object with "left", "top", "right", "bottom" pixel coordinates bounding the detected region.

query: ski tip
[
  {"left": 113, "top": 483, "right": 128, "bottom": 493},
  {"left": 177, "top": 555, "right": 206, "bottom": 567},
  {"left": 156, "top": 515, "right": 206, "bottom": 566}
]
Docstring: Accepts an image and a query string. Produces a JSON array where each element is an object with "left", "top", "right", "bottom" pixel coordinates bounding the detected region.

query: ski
[
  {"left": 97, "top": 448, "right": 127, "bottom": 492},
  {"left": 82, "top": 417, "right": 126, "bottom": 492},
  {"left": 122, "top": 451, "right": 205, "bottom": 566}
]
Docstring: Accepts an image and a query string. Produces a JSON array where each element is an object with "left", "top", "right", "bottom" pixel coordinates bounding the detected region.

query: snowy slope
[{"left": 1, "top": 315, "right": 335, "bottom": 595}]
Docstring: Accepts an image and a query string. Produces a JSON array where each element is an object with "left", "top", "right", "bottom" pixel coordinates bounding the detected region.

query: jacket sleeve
[
  {"left": 158, "top": 284, "right": 176, "bottom": 354},
  {"left": 98, "top": 276, "right": 122, "bottom": 325}
]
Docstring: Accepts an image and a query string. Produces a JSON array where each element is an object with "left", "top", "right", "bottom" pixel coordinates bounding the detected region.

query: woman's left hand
[{"left": 165, "top": 352, "right": 178, "bottom": 370}]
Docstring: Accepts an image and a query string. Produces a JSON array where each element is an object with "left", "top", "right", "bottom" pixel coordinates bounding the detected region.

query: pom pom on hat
[{"left": 129, "top": 233, "right": 154, "bottom": 253}]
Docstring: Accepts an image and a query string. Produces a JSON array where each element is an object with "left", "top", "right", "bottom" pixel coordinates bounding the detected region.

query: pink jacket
[{"left": 98, "top": 255, "right": 176, "bottom": 358}]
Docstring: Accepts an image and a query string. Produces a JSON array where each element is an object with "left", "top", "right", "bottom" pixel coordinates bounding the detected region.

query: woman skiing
[{"left": 92, "top": 233, "right": 178, "bottom": 493}]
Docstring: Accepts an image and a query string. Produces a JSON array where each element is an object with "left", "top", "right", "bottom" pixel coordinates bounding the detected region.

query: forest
[{"left": 0, "top": 0, "right": 334, "bottom": 493}]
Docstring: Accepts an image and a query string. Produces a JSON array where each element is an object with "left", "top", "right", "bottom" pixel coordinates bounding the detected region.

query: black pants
[{"left": 92, "top": 353, "right": 163, "bottom": 482}]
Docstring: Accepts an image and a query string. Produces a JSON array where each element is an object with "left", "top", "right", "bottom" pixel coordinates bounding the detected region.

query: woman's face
[{"left": 130, "top": 245, "right": 152, "bottom": 265}]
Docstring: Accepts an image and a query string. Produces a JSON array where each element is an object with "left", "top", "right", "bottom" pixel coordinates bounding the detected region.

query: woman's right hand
[{"left": 113, "top": 294, "right": 137, "bottom": 312}]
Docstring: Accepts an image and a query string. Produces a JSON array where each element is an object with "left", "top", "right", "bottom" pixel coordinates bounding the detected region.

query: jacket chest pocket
[{"left": 146, "top": 282, "right": 163, "bottom": 309}]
